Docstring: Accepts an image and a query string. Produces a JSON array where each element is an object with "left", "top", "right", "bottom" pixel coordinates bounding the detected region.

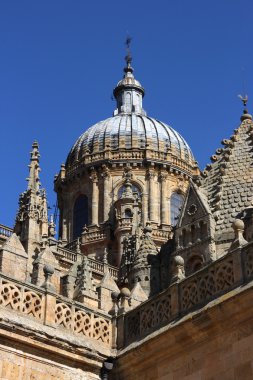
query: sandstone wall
[
  {"left": 114, "top": 283, "right": 253, "bottom": 380},
  {"left": 0, "top": 341, "right": 100, "bottom": 380}
]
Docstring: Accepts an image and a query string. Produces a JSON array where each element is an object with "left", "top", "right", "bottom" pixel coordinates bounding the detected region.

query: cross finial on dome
[
  {"left": 125, "top": 36, "right": 132, "bottom": 68},
  {"left": 113, "top": 38, "right": 145, "bottom": 116},
  {"left": 238, "top": 94, "right": 248, "bottom": 108}
]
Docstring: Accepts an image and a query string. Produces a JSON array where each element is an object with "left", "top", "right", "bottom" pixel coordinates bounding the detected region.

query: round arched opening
[{"left": 73, "top": 195, "right": 88, "bottom": 239}]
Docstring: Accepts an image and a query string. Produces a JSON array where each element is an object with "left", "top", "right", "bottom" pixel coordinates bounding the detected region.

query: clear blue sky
[{"left": 1, "top": 0, "right": 253, "bottom": 227}]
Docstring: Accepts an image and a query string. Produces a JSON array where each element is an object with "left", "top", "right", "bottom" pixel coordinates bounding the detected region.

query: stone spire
[
  {"left": 113, "top": 39, "right": 146, "bottom": 116},
  {"left": 73, "top": 256, "right": 97, "bottom": 303},
  {"left": 14, "top": 142, "right": 49, "bottom": 278},
  {"left": 27, "top": 141, "right": 41, "bottom": 192}
]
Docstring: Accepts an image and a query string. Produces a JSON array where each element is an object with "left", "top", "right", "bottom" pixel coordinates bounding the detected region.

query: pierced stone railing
[
  {"left": 55, "top": 298, "right": 111, "bottom": 345},
  {"left": 0, "top": 274, "right": 44, "bottom": 320},
  {"left": 0, "top": 224, "right": 13, "bottom": 239},
  {"left": 180, "top": 255, "right": 234, "bottom": 311},
  {"left": 125, "top": 287, "right": 172, "bottom": 345},
  {"left": 0, "top": 275, "right": 44, "bottom": 321},
  {"left": 123, "top": 243, "right": 253, "bottom": 347},
  {"left": 0, "top": 273, "right": 112, "bottom": 346}
]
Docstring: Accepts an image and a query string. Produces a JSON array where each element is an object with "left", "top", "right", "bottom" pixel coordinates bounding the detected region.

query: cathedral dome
[
  {"left": 66, "top": 114, "right": 195, "bottom": 167},
  {"left": 65, "top": 58, "right": 196, "bottom": 172}
]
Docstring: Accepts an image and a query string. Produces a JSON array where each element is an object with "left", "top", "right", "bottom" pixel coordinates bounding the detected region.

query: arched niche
[{"left": 117, "top": 183, "right": 142, "bottom": 200}]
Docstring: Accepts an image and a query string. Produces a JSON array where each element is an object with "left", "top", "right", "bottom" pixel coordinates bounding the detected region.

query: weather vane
[
  {"left": 125, "top": 35, "right": 132, "bottom": 67},
  {"left": 238, "top": 67, "right": 248, "bottom": 108},
  {"left": 238, "top": 94, "right": 248, "bottom": 108}
]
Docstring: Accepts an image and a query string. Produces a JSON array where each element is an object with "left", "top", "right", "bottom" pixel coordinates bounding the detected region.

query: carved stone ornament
[
  {"left": 177, "top": 175, "right": 184, "bottom": 190},
  {"left": 187, "top": 204, "right": 198, "bottom": 216}
]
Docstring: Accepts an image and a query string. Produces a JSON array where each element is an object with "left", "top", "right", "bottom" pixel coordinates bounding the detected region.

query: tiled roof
[{"left": 200, "top": 117, "right": 253, "bottom": 241}]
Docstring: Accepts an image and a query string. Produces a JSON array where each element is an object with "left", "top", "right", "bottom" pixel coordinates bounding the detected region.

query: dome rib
[{"left": 147, "top": 117, "right": 160, "bottom": 151}]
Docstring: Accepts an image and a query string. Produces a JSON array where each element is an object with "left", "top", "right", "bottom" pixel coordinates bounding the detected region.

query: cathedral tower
[{"left": 54, "top": 55, "right": 199, "bottom": 272}]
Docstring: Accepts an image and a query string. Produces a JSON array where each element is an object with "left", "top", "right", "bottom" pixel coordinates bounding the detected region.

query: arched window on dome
[
  {"left": 73, "top": 195, "right": 88, "bottom": 239},
  {"left": 170, "top": 192, "right": 184, "bottom": 226},
  {"left": 118, "top": 184, "right": 141, "bottom": 200},
  {"left": 125, "top": 92, "right": 131, "bottom": 113}
]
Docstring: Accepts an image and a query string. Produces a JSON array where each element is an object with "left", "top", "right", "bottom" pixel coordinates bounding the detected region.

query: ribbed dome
[
  {"left": 66, "top": 114, "right": 195, "bottom": 167},
  {"left": 65, "top": 58, "right": 196, "bottom": 170}
]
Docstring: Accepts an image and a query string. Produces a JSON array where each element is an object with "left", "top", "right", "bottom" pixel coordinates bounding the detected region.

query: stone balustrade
[
  {"left": 55, "top": 246, "right": 118, "bottom": 280},
  {"left": 117, "top": 217, "right": 133, "bottom": 228},
  {"left": 65, "top": 239, "right": 78, "bottom": 251},
  {"left": 56, "top": 246, "right": 78, "bottom": 262},
  {"left": 0, "top": 224, "right": 13, "bottom": 238},
  {"left": 88, "top": 257, "right": 118, "bottom": 280},
  {"left": 152, "top": 228, "right": 172, "bottom": 240},
  {"left": 122, "top": 243, "right": 253, "bottom": 347},
  {"left": 0, "top": 272, "right": 112, "bottom": 346},
  {"left": 83, "top": 230, "right": 107, "bottom": 242},
  {"left": 63, "top": 148, "right": 196, "bottom": 180}
]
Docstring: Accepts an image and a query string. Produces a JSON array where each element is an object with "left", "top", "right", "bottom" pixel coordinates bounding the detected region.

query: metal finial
[
  {"left": 238, "top": 94, "right": 248, "bottom": 108},
  {"left": 125, "top": 36, "right": 132, "bottom": 67}
]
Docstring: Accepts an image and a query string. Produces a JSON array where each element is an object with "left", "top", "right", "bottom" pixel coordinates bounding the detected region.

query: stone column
[
  {"left": 62, "top": 209, "right": 68, "bottom": 241},
  {"left": 90, "top": 169, "right": 99, "bottom": 225},
  {"left": 147, "top": 170, "right": 155, "bottom": 221},
  {"left": 102, "top": 165, "right": 110, "bottom": 222},
  {"left": 142, "top": 191, "right": 148, "bottom": 226},
  {"left": 160, "top": 172, "right": 168, "bottom": 225}
]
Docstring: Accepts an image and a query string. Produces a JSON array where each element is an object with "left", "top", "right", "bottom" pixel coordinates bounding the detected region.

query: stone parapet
[
  {"left": 121, "top": 242, "right": 253, "bottom": 348},
  {"left": 0, "top": 272, "right": 113, "bottom": 348},
  {"left": 0, "top": 224, "right": 13, "bottom": 246}
]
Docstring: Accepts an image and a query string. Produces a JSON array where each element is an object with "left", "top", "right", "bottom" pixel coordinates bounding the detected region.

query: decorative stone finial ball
[
  {"left": 120, "top": 287, "right": 131, "bottom": 297},
  {"left": 232, "top": 219, "right": 244, "bottom": 231},
  {"left": 43, "top": 264, "right": 55, "bottom": 275},
  {"left": 111, "top": 291, "right": 120, "bottom": 301},
  {"left": 174, "top": 255, "right": 184, "bottom": 266}
]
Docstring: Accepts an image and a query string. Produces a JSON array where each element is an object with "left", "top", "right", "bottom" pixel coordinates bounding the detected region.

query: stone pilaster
[
  {"left": 147, "top": 170, "right": 155, "bottom": 222},
  {"left": 159, "top": 171, "right": 168, "bottom": 225},
  {"left": 90, "top": 169, "right": 99, "bottom": 225},
  {"left": 102, "top": 165, "right": 110, "bottom": 222},
  {"left": 142, "top": 191, "right": 148, "bottom": 227}
]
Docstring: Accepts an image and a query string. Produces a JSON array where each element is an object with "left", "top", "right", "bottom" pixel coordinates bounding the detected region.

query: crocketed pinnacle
[
  {"left": 133, "top": 223, "right": 158, "bottom": 268},
  {"left": 73, "top": 256, "right": 96, "bottom": 301},
  {"left": 27, "top": 141, "right": 41, "bottom": 193}
]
